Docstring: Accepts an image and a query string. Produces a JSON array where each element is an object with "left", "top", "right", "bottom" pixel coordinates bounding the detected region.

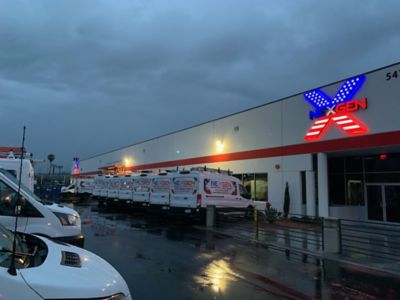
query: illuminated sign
[
  {"left": 304, "top": 75, "right": 368, "bottom": 141},
  {"left": 73, "top": 159, "right": 80, "bottom": 175}
]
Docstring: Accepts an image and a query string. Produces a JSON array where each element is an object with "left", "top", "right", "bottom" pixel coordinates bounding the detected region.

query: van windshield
[
  {"left": 239, "top": 184, "right": 251, "bottom": 199},
  {"left": 0, "top": 169, "right": 44, "bottom": 205}
]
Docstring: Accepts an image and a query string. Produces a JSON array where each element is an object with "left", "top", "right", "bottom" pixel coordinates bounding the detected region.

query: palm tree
[{"left": 47, "top": 154, "right": 55, "bottom": 175}]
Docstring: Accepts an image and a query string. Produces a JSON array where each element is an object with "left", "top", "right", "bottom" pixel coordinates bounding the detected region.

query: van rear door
[
  {"left": 149, "top": 177, "right": 171, "bottom": 207},
  {"left": 93, "top": 176, "right": 103, "bottom": 197},
  {"left": 133, "top": 177, "right": 152, "bottom": 204},
  {"left": 119, "top": 176, "right": 133, "bottom": 200},
  {"left": 108, "top": 177, "right": 120, "bottom": 199},
  {"left": 100, "top": 177, "right": 110, "bottom": 198},
  {"left": 170, "top": 176, "right": 198, "bottom": 208}
]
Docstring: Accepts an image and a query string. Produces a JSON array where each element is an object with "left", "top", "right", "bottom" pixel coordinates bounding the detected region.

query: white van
[
  {"left": 0, "top": 158, "right": 35, "bottom": 192},
  {"left": 0, "top": 168, "right": 85, "bottom": 247},
  {"left": 170, "top": 170, "right": 253, "bottom": 215},
  {"left": 75, "top": 177, "right": 93, "bottom": 196},
  {"left": 149, "top": 173, "right": 171, "bottom": 211},
  {"left": 99, "top": 175, "right": 112, "bottom": 199},
  {"left": 118, "top": 175, "right": 134, "bottom": 204},
  {"left": 132, "top": 174, "right": 153, "bottom": 207},
  {"left": 92, "top": 174, "right": 104, "bottom": 198},
  {"left": 61, "top": 178, "right": 93, "bottom": 199},
  {"left": 0, "top": 224, "right": 131, "bottom": 300},
  {"left": 107, "top": 175, "right": 121, "bottom": 203},
  {"left": 60, "top": 183, "right": 75, "bottom": 195}
]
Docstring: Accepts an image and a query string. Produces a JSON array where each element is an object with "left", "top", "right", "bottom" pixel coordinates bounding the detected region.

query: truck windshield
[{"left": 0, "top": 169, "right": 44, "bottom": 205}]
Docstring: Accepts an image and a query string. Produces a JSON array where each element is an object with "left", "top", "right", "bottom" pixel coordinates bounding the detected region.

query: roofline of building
[{"left": 81, "top": 60, "right": 400, "bottom": 162}]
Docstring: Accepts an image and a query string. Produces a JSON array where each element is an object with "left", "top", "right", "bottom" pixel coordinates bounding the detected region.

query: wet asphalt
[{"left": 69, "top": 201, "right": 400, "bottom": 300}]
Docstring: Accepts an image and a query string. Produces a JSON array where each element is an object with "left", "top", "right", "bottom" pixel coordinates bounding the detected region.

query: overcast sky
[{"left": 0, "top": 0, "right": 399, "bottom": 172}]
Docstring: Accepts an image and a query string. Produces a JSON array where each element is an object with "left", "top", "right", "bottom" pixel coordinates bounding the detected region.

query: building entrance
[{"left": 366, "top": 184, "right": 400, "bottom": 223}]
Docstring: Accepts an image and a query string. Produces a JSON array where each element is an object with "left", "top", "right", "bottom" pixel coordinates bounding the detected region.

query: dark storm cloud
[{"left": 0, "top": 0, "right": 399, "bottom": 170}]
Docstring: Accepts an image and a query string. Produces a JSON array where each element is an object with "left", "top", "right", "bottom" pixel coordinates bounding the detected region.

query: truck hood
[
  {"left": 20, "top": 236, "right": 130, "bottom": 299},
  {"left": 46, "top": 203, "right": 78, "bottom": 215}
]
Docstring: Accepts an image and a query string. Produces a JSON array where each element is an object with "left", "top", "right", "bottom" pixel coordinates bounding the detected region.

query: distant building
[{"left": 75, "top": 62, "right": 400, "bottom": 223}]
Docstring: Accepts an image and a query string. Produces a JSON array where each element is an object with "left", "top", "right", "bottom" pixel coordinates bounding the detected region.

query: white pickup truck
[{"left": 0, "top": 224, "right": 131, "bottom": 299}]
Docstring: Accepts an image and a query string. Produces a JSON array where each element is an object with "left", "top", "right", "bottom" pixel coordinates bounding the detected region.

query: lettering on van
[
  {"left": 172, "top": 177, "right": 197, "bottom": 194},
  {"left": 304, "top": 75, "right": 368, "bottom": 141},
  {"left": 122, "top": 180, "right": 134, "bottom": 190},
  {"left": 151, "top": 178, "right": 171, "bottom": 193},
  {"left": 134, "top": 178, "right": 151, "bottom": 192},
  {"left": 204, "top": 179, "right": 237, "bottom": 195},
  {"left": 110, "top": 180, "right": 121, "bottom": 189}
]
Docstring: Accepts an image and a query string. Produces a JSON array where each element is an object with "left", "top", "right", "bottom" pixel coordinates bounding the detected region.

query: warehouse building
[{"left": 76, "top": 62, "right": 400, "bottom": 223}]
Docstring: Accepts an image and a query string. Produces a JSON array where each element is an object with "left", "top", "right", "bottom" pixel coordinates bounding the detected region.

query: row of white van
[
  {"left": 89, "top": 170, "right": 254, "bottom": 214},
  {"left": 0, "top": 159, "right": 132, "bottom": 299}
]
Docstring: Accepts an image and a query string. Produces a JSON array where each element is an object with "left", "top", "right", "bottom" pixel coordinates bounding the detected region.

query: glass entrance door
[
  {"left": 366, "top": 184, "right": 400, "bottom": 223},
  {"left": 366, "top": 185, "right": 384, "bottom": 221},
  {"left": 385, "top": 185, "right": 400, "bottom": 222}
]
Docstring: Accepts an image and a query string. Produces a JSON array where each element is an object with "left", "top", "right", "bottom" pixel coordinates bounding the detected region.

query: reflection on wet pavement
[
  {"left": 195, "top": 258, "right": 241, "bottom": 293},
  {"left": 70, "top": 201, "right": 400, "bottom": 300}
]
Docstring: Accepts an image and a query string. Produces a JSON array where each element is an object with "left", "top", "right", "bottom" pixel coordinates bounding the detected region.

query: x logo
[{"left": 304, "top": 75, "right": 368, "bottom": 141}]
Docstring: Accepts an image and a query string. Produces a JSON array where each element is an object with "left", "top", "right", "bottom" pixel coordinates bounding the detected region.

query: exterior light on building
[
  {"left": 123, "top": 157, "right": 133, "bottom": 167},
  {"left": 216, "top": 140, "right": 224, "bottom": 153},
  {"left": 176, "top": 150, "right": 181, "bottom": 154},
  {"left": 380, "top": 154, "right": 387, "bottom": 160}
]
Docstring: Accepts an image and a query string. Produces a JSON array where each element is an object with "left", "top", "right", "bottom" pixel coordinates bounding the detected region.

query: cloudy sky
[{"left": 0, "top": 0, "right": 399, "bottom": 172}]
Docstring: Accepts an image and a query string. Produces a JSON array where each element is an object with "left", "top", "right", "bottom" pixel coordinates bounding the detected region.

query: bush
[
  {"left": 289, "top": 215, "right": 322, "bottom": 225},
  {"left": 283, "top": 182, "right": 290, "bottom": 219},
  {"left": 265, "top": 207, "right": 278, "bottom": 223}
]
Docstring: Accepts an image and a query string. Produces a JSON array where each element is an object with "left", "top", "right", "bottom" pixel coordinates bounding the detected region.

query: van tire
[{"left": 245, "top": 205, "right": 254, "bottom": 219}]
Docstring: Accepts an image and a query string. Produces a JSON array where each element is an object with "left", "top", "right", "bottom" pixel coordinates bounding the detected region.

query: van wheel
[{"left": 245, "top": 206, "right": 254, "bottom": 219}]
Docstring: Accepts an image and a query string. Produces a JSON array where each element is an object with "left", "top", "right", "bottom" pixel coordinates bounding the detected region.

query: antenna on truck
[{"left": 8, "top": 126, "right": 26, "bottom": 276}]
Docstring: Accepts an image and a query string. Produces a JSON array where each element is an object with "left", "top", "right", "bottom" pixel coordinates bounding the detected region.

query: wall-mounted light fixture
[
  {"left": 216, "top": 140, "right": 224, "bottom": 153},
  {"left": 123, "top": 157, "right": 133, "bottom": 167}
]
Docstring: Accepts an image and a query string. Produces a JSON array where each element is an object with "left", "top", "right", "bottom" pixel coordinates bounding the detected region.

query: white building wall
[
  {"left": 76, "top": 62, "right": 400, "bottom": 218},
  {"left": 81, "top": 63, "right": 400, "bottom": 174}
]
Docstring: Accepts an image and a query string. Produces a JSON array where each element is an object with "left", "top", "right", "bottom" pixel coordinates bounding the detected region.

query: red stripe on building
[{"left": 77, "top": 130, "right": 400, "bottom": 176}]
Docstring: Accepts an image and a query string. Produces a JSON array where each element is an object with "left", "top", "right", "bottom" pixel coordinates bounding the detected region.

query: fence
[
  {"left": 215, "top": 209, "right": 400, "bottom": 267},
  {"left": 339, "top": 219, "right": 400, "bottom": 262},
  {"left": 216, "top": 210, "right": 324, "bottom": 261}
]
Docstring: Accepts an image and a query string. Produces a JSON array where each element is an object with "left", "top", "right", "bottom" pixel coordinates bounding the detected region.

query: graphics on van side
[
  {"left": 304, "top": 75, "right": 368, "bottom": 141},
  {"left": 172, "top": 177, "right": 197, "bottom": 194},
  {"left": 204, "top": 179, "right": 237, "bottom": 195}
]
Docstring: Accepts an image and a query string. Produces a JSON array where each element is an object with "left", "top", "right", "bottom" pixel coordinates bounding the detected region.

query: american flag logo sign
[{"left": 304, "top": 75, "right": 368, "bottom": 141}]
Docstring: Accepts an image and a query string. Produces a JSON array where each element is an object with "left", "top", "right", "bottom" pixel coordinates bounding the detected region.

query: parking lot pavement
[{"left": 73, "top": 202, "right": 400, "bottom": 300}]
